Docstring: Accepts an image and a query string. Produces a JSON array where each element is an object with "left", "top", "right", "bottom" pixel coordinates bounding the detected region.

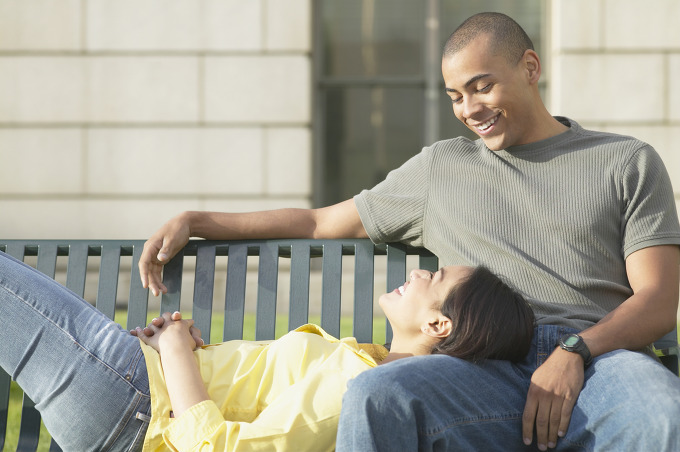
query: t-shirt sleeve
[
  {"left": 620, "top": 143, "right": 680, "bottom": 257},
  {"left": 354, "top": 147, "right": 432, "bottom": 247}
]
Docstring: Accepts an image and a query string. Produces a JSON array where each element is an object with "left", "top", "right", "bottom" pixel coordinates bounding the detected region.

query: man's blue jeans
[
  {"left": 0, "top": 251, "right": 150, "bottom": 451},
  {"left": 337, "top": 324, "right": 680, "bottom": 451}
]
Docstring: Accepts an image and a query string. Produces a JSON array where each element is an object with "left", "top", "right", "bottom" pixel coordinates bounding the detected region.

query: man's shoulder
[
  {"left": 426, "top": 136, "right": 484, "bottom": 160},
  {"left": 562, "top": 117, "right": 649, "bottom": 153}
]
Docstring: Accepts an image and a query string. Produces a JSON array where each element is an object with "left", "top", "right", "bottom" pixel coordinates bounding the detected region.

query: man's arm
[
  {"left": 522, "top": 244, "right": 680, "bottom": 451},
  {"left": 139, "top": 199, "right": 368, "bottom": 296},
  {"left": 582, "top": 244, "right": 680, "bottom": 354}
]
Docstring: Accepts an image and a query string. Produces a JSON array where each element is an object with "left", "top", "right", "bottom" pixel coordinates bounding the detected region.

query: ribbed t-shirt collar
[{"left": 493, "top": 116, "right": 578, "bottom": 157}]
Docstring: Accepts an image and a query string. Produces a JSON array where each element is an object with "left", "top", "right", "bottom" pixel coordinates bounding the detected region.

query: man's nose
[{"left": 462, "top": 96, "right": 483, "bottom": 118}]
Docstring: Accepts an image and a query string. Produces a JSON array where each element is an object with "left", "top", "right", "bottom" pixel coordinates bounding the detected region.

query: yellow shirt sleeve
[{"left": 141, "top": 324, "right": 377, "bottom": 452}]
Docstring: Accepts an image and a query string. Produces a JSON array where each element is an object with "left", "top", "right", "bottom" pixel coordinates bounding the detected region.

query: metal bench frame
[{"left": 0, "top": 239, "right": 677, "bottom": 451}]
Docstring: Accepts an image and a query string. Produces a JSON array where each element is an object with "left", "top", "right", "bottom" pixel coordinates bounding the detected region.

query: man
[{"left": 140, "top": 12, "right": 680, "bottom": 451}]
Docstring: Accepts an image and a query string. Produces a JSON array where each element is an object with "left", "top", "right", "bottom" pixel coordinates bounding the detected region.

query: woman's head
[
  {"left": 379, "top": 266, "right": 472, "bottom": 353},
  {"left": 379, "top": 265, "right": 534, "bottom": 363},
  {"left": 433, "top": 266, "right": 534, "bottom": 362}
]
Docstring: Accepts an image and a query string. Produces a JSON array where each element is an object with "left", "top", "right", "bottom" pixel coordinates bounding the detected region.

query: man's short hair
[{"left": 442, "top": 12, "right": 534, "bottom": 63}]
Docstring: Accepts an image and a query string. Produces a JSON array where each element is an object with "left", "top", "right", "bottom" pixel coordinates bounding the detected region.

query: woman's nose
[{"left": 409, "top": 269, "right": 432, "bottom": 280}]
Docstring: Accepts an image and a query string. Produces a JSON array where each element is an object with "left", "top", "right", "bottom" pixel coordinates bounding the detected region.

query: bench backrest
[
  {"left": 0, "top": 238, "right": 677, "bottom": 451},
  {"left": 0, "top": 238, "right": 437, "bottom": 451}
]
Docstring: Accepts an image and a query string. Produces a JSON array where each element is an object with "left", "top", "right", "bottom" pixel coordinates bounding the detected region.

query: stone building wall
[{"left": 0, "top": 0, "right": 312, "bottom": 239}]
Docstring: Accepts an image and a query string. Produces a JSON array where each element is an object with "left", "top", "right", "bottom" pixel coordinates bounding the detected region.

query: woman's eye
[{"left": 478, "top": 84, "right": 492, "bottom": 93}]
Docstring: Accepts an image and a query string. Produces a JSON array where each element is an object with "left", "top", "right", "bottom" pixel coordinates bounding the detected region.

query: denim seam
[
  {"left": 557, "top": 436, "right": 590, "bottom": 451},
  {"left": 2, "top": 283, "right": 144, "bottom": 393},
  {"left": 101, "top": 389, "right": 151, "bottom": 452},
  {"left": 419, "top": 412, "right": 524, "bottom": 437}
]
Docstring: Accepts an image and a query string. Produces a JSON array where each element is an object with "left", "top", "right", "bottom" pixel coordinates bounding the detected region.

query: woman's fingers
[{"left": 131, "top": 312, "right": 203, "bottom": 347}]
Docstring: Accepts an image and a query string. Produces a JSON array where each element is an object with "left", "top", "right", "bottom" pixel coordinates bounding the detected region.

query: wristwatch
[{"left": 557, "top": 333, "right": 592, "bottom": 367}]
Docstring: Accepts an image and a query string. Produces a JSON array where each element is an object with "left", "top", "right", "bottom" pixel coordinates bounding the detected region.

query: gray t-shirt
[{"left": 355, "top": 117, "right": 680, "bottom": 331}]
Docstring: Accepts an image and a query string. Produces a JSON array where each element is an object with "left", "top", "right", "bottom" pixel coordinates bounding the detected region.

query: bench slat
[
  {"left": 126, "top": 243, "right": 150, "bottom": 330},
  {"left": 65, "top": 243, "right": 89, "bottom": 297},
  {"left": 353, "top": 241, "right": 375, "bottom": 343},
  {"left": 161, "top": 249, "right": 184, "bottom": 314},
  {"left": 97, "top": 243, "right": 121, "bottom": 320},
  {"left": 289, "top": 243, "right": 311, "bottom": 332},
  {"left": 37, "top": 243, "right": 58, "bottom": 278},
  {"left": 256, "top": 243, "right": 279, "bottom": 341},
  {"left": 385, "top": 244, "right": 408, "bottom": 344},
  {"left": 16, "top": 393, "right": 40, "bottom": 452},
  {"left": 223, "top": 244, "right": 247, "bottom": 341},
  {"left": 4, "top": 242, "right": 25, "bottom": 261},
  {"left": 320, "top": 242, "right": 343, "bottom": 338},
  {"left": 0, "top": 371, "right": 9, "bottom": 451},
  {"left": 193, "top": 244, "right": 217, "bottom": 341},
  {"left": 419, "top": 254, "right": 439, "bottom": 272}
]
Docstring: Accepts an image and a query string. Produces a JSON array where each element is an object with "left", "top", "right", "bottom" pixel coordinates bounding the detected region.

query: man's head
[
  {"left": 442, "top": 13, "right": 556, "bottom": 151},
  {"left": 443, "top": 12, "right": 534, "bottom": 66}
]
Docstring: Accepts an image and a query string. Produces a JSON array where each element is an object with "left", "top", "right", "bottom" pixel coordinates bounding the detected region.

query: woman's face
[{"left": 379, "top": 266, "right": 473, "bottom": 339}]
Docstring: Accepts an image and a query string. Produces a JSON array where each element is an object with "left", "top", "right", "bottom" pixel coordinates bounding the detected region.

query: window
[{"left": 313, "top": 0, "right": 545, "bottom": 206}]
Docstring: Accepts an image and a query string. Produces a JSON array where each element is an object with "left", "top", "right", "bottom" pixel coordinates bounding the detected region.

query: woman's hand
[
  {"left": 131, "top": 312, "right": 204, "bottom": 349},
  {"left": 133, "top": 312, "right": 199, "bottom": 354},
  {"left": 136, "top": 311, "right": 211, "bottom": 418}
]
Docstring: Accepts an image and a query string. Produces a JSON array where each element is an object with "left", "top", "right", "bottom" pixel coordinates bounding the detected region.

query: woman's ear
[{"left": 421, "top": 315, "right": 452, "bottom": 339}]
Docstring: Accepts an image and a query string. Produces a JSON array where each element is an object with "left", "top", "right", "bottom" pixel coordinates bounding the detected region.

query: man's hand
[
  {"left": 522, "top": 348, "right": 585, "bottom": 450},
  {"left": 139, "top": 214, "right": 192, "bottom": 296},
  {"left": 131, "top": 312, "right": 204, "bottom": 350}
]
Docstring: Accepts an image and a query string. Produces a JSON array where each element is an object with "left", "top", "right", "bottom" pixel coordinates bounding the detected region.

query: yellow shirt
[{"left": 139, "top": 324, "right": 383, "bottom": 451}]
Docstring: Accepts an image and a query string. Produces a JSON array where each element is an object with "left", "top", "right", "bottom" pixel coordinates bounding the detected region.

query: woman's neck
[{"left": 379, "top": 338, "right": 433, "bottom": 365}]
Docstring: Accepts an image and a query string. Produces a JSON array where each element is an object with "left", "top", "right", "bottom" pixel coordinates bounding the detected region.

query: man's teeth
[
  {"left": 398, "top": 286, "right": 405, "bottom": 295},
  {"left": 477, "top": 116, "right": 498, "bottom": 131}
]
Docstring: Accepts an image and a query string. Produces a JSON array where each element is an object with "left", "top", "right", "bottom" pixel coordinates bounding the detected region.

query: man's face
[{"left": 442, "top": 35, "right": 536, "bottom": 151}]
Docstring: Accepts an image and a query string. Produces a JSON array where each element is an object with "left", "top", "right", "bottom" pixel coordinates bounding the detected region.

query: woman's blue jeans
[
  {"left": 337, "top": 324, "right": 680, "bottom": 451},
  {"left": 0, "top": 251, "right": 151, "bottom": 451}
]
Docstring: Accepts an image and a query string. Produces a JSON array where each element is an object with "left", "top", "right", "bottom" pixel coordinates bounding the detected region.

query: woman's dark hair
[{"left": 432, "top": 266, "right": 534, "bottom": 363}]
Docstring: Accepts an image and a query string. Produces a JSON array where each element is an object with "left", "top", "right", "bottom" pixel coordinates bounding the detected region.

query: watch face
[{"left": 564, "top": 335, "right": 579, "bottom": 347}]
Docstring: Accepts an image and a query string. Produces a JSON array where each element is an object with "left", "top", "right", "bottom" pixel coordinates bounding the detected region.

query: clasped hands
[{"left": 130, "top": 311, "right": 204, "bottom": 353}]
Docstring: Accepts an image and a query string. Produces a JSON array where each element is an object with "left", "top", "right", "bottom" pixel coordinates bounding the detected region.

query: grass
[{"left": 3, "top": 313, "right": 387, "bottom": 451}]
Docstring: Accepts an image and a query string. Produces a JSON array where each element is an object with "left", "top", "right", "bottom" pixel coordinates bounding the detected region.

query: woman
[{"left": 0, "top": 252, "right": 533, "bottom": 451}]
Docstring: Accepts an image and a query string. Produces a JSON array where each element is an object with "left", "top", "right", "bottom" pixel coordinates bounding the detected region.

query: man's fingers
[
  {"left": 557, "top": 394, "right": 576, "bottom": 439},
  {"left": 157, "top": 237, "right": 180, "bottom": 263},
  {"left": 547, "top": 399, "right": 564, "bottom": 448},
  {"left": 522, "top": 389, "right": 539, "bottom": 446},
  {"left": 534, "top": 401, "right": 552, "bottom": 451}
]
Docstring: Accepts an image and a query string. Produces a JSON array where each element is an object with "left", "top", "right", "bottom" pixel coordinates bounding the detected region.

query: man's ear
[
  {"left": 521, "top": 49, "right": 541, "bottom": 85},
  {"left": 421, "top": 315, "right": 452, "bottom": 339}
]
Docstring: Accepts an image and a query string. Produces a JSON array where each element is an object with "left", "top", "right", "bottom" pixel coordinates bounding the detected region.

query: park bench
[{"left": 0, "top": 238, "right": 678, "bottom": 451}]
